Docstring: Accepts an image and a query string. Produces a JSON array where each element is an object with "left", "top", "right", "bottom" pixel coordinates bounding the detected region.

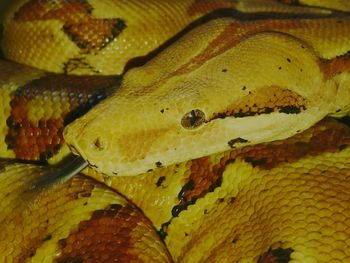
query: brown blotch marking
[
  {"left": 209, "top": 86, "right": 306, "bottom": 121},
  {"left": 258, "top": 247, "right": 294, "bottom": 263},
  {"left": 235, "top": 119, "right": 350, "bottom": 170},
  {"left": 55, "top": 203, "right": 149, "bottom": 263},
  {"left": 63, "top": 18, "right": 126, "bottom": 52},
  {"left": 11, "top": 176, "right": 97, "bottom": 262},
  {"left": 171, "top": 119, "right": 350, "bottom": 218},
  {"left": 171, "top": 19, "right": 313, "bottom": 78},
  {"left": 320, "top": 52, "right": 350, "bottom": 78},
  {"left": 129, "top": 19, "right": 318, "bottom": 96},
  {"left": 187, "top": 0, "right": 234, "bottom": 17},
  {"left": 14, "top": 0, "right": 126, "bottom": 52},
  {"left": 6, "top": 74, "right": 119, "bottom": 161},
  {"left": 174, "top": 155, "right": 231, "bottom": 216}
]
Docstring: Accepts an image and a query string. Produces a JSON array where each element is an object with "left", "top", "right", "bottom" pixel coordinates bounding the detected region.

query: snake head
[{"left": 64, "top": 18, "right": 338, "bottom": 176}]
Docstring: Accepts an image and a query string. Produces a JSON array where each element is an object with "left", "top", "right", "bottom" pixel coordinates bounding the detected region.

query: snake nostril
[
  {"left": 181, "top": 109, "right": 206, "bottom": 130},
  {"left": 93, "top": 137, "right": 105, "bottom": 151}
]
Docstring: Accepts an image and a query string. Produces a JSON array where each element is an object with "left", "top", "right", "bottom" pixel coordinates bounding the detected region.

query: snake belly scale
[{"left": 0, "top": 0, "right": 350, "bottom": 262}]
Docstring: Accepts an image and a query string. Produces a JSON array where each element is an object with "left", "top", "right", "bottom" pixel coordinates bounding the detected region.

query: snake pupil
[
  {"left": 181, "top": 109, "right": 206, "bottom": 129},
  {"left": 189, "top": 110, "right": 196, "bottom": 126}
]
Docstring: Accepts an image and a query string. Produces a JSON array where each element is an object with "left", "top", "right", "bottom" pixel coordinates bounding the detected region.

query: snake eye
[{"left": 181, "top": 109, "right": 206, "bottom": 129}]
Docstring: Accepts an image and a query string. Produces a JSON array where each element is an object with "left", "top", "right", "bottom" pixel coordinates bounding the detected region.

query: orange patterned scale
[
  {"left": 14, "top": 0, "right": 126, "bottom": 53},
  {"left": 0, "top": 164, "right": 172, "bottom": 262},
  {"left": 5, "top": 74, "right": 119, "bottom": 161},
  {"left": 171, "top": 119, "right": 350, "bottom": 220},
  {"left": 56, "top": 204, "right": 153, "bottom": 262}
]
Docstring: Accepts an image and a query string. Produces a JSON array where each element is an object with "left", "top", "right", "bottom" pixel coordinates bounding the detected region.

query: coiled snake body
[{"left": 0, "top": 0, "right": 350, "bottom": 262}]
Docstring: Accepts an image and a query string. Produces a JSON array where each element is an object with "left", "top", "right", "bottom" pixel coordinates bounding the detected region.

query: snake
[{"left": 0, "top": 0, "right": 350, "bottom": 262}]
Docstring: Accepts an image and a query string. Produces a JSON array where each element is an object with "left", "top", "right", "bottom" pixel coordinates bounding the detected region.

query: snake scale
[{"left": 0, "top": 0, "right": 350, "bottom": 262}]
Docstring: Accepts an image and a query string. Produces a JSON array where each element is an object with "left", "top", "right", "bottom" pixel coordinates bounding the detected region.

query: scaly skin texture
[
  {"left": 64, "top": 16, "right": 350, "bottom": 177},
  {"left": 0, "top": 162, "right": 172, "bottom": 262},
  {"left": 2, "top": 0, "right": 236, "bottom": 75},
  {"left": 0, "top": 1, "right": 350, "bottom": 262},
  {"left": 84, "top": 118, "right": 350, "bottom": 262},
  {"left": 278, "top": 0, "right": 350, "bottom": 12},
  {"left": 0, "top": 60, "right": 120, "bottom": 163},
  {"left": 2, "top": 119, "right": 350, "bottom": 262},
  {"left": 2, "top": 0, "right": 342, "bottom": 75}
]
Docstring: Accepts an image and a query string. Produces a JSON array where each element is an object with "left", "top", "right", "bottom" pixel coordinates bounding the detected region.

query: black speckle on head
[
  {"left": 222, "top": 69, "right": 228, "bottom": 72},
  {"left": 160, "top": 109, "right": 165, "bottom": 113},
  {"left": 286, "top": 58, "right": 291, "bottom": 63},
  {"left": 155, "top": 161, "right": 162, "bottom": 168},
  {"left": 242, "top": 86, "right": 247, "bottom": 91},
  {"left": 228, "top": 137, "right": 248, "bottom": 148},
  {"left": 156, "top": 176, "right": 166, "bottom": 187},
  {"left": 278, "top": 66, "right": 282, "bottom": 70}
]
